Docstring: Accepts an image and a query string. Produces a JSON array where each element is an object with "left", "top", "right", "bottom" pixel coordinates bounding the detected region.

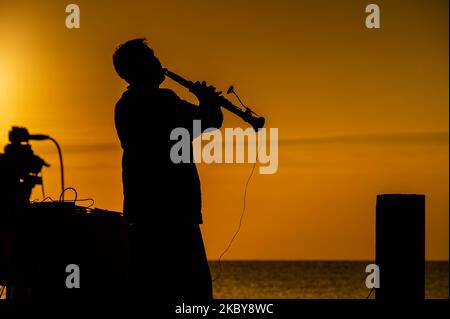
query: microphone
[
  {"left": 8, "top": 126, "right": 65, "bottom": 199},
  {"left": 8, "top": 127, "right": 50, "bottom": 143}
]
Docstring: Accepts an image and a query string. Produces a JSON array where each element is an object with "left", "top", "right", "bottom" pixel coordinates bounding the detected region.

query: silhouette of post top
[{"left": 376, "top": 194, "right": 425, "bottom": 301}]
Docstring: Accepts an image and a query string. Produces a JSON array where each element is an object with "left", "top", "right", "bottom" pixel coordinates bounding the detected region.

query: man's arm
[
  {"left": 164, "top": 83, "right": 223, "bottom": 138},
  {"left": 191, "top": 81, "right": 223, "bottom": 130}
]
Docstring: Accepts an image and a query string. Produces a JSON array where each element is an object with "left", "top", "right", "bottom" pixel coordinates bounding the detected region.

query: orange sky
[{"left": 0, "top": 0, "right": 448, "bottom": 260}]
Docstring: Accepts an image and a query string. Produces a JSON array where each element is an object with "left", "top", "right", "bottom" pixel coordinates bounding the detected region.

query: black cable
[
  {"left": 42, "top": 196, "right": 55, "bottom": 202},
  {"left": 213, "top": 160, "right": 258, "bottom": 282},
  {"left": 59, "top": 187, "right": 77, "bottom": 202},
  {"left": 75, "top": 198, "right": 95, "bottom": 208},
  {"left": 40, "top": 191, "right": 94, "bottom": 209},
  {"left": 40, "top": 171, "right": 46, "bottom": 199},
  {"left": 59, "top": 187, "right": 95, "bottom": 208},
  {"left": 232, "top": 91, "right": 248, "bottom": 110},
  {"left": 48, "top": 137, "right": 65, "bottom": 201},
  {"left": 366, "top": 287, "right": 375, "bottom": 299},
  {"left": 27, "top": 134, "right": 64, "bottom": 201},
  {"left": 229, "top": 87, "right": 259, "bottom": 116},
  {"left": 212, "top": 105, "right": 262, "bottom": 282}
]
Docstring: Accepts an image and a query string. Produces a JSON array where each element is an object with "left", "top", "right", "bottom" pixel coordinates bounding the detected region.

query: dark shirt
[{"left": 114, "top": 86, "right": 223, "bottom": 225}]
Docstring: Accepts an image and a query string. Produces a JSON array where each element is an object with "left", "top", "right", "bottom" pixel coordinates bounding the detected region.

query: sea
[{"left": 208, "top": 261, "right": 448, "bottom": 299}]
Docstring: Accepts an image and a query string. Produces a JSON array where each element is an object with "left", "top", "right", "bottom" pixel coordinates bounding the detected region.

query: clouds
[
  {"left": 280, "top": 131, "right": 449, "bottom": 146},
  {"left": 31, "top": 131, "right": 449, "bottom": 156}
]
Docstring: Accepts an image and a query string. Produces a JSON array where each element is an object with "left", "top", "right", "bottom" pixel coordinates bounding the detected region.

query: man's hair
[{"left": 113, "top": 38, "right": 155, "bottom": 83}]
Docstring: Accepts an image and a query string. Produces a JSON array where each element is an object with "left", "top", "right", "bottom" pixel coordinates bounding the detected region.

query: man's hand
[{"left": 190, "top": 81, "right": 223, "bottom": 106}]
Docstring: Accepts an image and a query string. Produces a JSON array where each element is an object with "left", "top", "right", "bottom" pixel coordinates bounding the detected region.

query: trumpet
[{"left": 163, "top": 68, "right": 265, "bottom": 131}]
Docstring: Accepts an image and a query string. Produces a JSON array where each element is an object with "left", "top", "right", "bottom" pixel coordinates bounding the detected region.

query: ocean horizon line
[{"left": 207, "top": 259, "right": 449, "bottom": 263}]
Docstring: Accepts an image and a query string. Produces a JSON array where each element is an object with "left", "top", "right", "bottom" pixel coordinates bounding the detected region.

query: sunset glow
[{"left": 0, "top": 0, "right": 448, "bottom": 261}]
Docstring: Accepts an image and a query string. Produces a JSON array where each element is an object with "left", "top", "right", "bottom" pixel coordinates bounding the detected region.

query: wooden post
[{"left": 375, "top": 194, "right": 425, "bottom": 300}]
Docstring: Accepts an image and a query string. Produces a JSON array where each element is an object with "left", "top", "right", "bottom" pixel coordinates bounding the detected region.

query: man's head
[{"left": 113, "top": 38, "right": 164, "bottom": 87}]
